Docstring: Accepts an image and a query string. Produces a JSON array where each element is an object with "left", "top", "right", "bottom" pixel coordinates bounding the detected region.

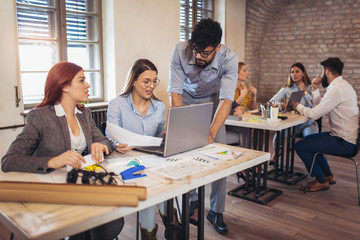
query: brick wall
[{"left": 245, "top": 0, "right": 360, "bottom": 104}]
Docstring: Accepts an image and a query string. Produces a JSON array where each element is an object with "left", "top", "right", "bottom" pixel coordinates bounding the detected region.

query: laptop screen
[
  {"left": 134, "top": 102, "right": 213, "bottom": 157},
  {"left": 163, "top": 102, "right": 213, "bottom": 157},
  {"left": 285, "top": 91, "right": 304, "bottom": 112}
]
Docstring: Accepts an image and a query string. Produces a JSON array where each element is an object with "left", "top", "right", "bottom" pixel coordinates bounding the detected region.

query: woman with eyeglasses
[
  {"left": 106, "top": 59, "right": 182, "bottom": 239},
  {"left": 1, "top": 61, "right": 124, "bottom": 240}
]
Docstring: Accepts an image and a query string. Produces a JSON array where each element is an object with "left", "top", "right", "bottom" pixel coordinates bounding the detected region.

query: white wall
[
  {"left": 103, "top": 0, "right": 180, "bottom": 108},
  {"left": 0, "top": 0, "right": 246, "bottom": 159},
  {"left": 0, "top": 0, "right": 25, "bottom": 165},
  {"left": 225, "top": 0, "right": 246, "bottom": 62}
]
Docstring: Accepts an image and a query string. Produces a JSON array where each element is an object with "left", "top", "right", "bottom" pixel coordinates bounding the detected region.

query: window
[
  {"left": 180, "top": 0, "right": 214, "bottom": 41},
  {"left": 16, "top": 0, "right": 103, "bottom": 107}
]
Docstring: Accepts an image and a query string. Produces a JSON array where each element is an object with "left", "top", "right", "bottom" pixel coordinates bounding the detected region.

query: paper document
[
  {"left": 148, "top": 157, "right": 214, "bottom": 180},
  {"left": 195, "top": 144, "right": 235, "bottom": 161},
  {"left": 66, "top": 153, "right": 104, "bottom": 171},
  {"left": 107, "top": 122, "right": 163, "bottom": 147},
  {"left": 105, "top": 157, "right": 145, "bottom": 173}
]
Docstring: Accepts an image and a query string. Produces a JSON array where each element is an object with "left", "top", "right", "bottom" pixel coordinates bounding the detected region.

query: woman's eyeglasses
[{"left": 140, "top": 78, "right": 160, "bottom": 87}]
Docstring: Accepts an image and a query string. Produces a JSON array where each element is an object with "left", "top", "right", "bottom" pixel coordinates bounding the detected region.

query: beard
[
  {"left": 195, "top": 58, "right": 211, "bottom": 68},
  {"left": 321, "top": 73, "right": 329, "bottom": 88},
  {"left": 195, "top": 53, "right": 216, "bottom": 68}
]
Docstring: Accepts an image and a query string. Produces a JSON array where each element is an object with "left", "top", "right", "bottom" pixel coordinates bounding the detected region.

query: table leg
[
  {"left": 265, "top": 130, "right": 270, "bottom": 152},
  {"left": 185, "top": 187, "right": 205, "bottom": 240},
  {"left": 197, "top": 186, "right": 205, "bottom": 240},
  {"left": 228, "top": 128, "right": 282, "bottom": 204},
  {"left": 280, "top": 130, "right": 285, "bottom": 170},
  {"left": 228, "top": 162, "right": 282, "bottom": 205},
  {"left": 290, "top": 126, "right": 296, "bottom": 173},
  {"left": 136, "top": 211, "right": 139, "bottom": 240},
  {"left": 285, "top": 127, "right": 291, "bottom": 174},
  {"left": 181, "top": 193, "right": 190, "bottom": 239},
  {"left": 166, "top": 198, "right": 174, "bottom": 240},
  {"left": 268, "top": 127, "right": 307, "bottom": 185}
]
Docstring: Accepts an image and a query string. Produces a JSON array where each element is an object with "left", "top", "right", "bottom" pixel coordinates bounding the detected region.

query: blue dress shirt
[
  {"left": 168, "top": 41, "right": 238, "bottom": 101},
  {"left": 107, "top": 93, "right": 165, "bottom": 139}
]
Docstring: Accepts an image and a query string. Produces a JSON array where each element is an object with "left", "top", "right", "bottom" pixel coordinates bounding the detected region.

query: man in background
[{"left": 295, "top": 57, "right": 358, "bottom": 192}]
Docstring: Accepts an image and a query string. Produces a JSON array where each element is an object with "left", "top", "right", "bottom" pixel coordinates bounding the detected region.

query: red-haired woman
[{"left": 1, "top": 61, "right": 123, "bottom": 239}]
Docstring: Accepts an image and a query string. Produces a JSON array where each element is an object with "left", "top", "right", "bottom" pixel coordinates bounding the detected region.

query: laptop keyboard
[
  {"left": 139, "top": 144, "right": 164, "bottom": 151},
  {"left": 135, "top": 141, "right": 165, "bottom": 152}
]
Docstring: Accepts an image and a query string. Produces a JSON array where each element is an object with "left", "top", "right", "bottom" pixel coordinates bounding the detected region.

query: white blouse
[{"left": 54, "top": 103, "right": 87, "bottom": 153}]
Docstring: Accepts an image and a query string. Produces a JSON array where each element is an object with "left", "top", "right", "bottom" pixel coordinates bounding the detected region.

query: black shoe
[
  {"left": 206, "top": 210, "right": 228, "bottom": 234},
  {"left": 236, "top": 172, "right": 246, "bottom": 183},
  {"left": 237, "top": 171, "right": 255, "bottom": 185},
  {"left": 189, "top": 200, "right": 198, "bottom": 217}
]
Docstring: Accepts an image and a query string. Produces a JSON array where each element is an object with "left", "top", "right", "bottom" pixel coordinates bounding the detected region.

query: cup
[
  {"left": 261, "top": 108, "right": 271, "bottom": 120},
  {"left": 270, "top": 107, "right": 279, "bottom": 121}
]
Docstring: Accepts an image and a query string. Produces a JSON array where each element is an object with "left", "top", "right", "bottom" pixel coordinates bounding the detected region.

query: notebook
[
  {"left": 284, "top": 91, "right": 304, "bottom": 112},
  {"left": 134, "top": 102, "right": 213, "bottom": 157}
]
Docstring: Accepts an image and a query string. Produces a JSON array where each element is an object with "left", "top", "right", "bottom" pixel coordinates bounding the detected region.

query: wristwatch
[{"left": 304, "top": 91, "right": 308, "bottom": 95}]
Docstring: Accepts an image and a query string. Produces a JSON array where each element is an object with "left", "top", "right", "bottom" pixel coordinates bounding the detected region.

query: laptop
[
  {"left": 134, "top": 102, "right": 213, "bottom": 157},
  {"left": 284, "top": 91, "right": 304, "bottom": 112}
]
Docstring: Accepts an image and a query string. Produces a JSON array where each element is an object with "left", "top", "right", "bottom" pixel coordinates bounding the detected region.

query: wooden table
[
  {"left": 225, "top": 112, "right": 308, "bottom": 185},
  {"left": 0, "top": 143, "right": 269, "bottom": 240}
]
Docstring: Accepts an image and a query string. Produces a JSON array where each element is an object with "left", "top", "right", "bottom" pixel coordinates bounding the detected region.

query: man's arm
[
  {"left": 170, "top": 93, "right": 183, "bottom": 107},
  {"left": 296, "top": 86, "right": 341, "bottom": 120},
  {"left": 209, "top": 99, "right": 232, "bottom": 143},
  {"left": 168, "top": 42, "right": 186, "bottom": 103}
]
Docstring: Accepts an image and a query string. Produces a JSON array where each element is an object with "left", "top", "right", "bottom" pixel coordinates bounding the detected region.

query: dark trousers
[
  {"left": 295, "top": 132, "right": 356, "bottom": 177},
  {"left": 69, "top": 217, "right": 124, "bottom": 240}
]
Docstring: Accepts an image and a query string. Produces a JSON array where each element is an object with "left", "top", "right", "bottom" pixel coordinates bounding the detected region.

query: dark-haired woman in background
[
  {"left": 269, "top": 62, "right": 318, "bottom": 162},
  {"left": 1, "top": 61, "right": 123, "bottom": 240}
]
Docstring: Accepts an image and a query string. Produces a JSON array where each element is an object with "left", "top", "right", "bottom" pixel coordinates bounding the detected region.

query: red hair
[{"left": 37, "top": 61, "right": 83, "bottom": 108}]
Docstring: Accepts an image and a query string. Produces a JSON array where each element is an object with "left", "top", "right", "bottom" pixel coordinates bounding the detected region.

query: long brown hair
[
  {"left": 121, "top": 59, "right": 160, "bottom": 100},
  {"left": 37, "top": 61, "right": 83, "bottom": 108},
  {"left": 283, "top": 62, "right": 311, "bottom": 88}
]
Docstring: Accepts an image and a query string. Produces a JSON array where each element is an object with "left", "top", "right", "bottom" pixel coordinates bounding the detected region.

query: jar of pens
[{"left": 260, "top": 101, "right": 280, "bottom": 121}]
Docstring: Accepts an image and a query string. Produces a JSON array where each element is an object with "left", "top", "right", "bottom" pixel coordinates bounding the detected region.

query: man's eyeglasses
[
  {"left": 193, "top": 47, "right": 216, "bottom": 58},
  {"left": 140, "top": 78, "right": 160, "bottom": 87}
]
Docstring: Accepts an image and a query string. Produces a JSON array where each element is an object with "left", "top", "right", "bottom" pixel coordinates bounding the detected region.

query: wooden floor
[{"left": 1, "top": 136, "right": 360, "bottom": 240}]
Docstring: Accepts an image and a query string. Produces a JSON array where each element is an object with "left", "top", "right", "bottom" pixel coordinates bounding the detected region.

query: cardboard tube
[
  {"left": 0, "top": 189, "right": 139, "bottom": 207},
  {"left": 0, "top": 182, "right": 147, "bottom": 200}
]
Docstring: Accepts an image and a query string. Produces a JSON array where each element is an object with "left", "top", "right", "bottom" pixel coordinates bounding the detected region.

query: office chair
[
  {"left": 304, "top": 131, "right": 360, "bottom": 206},
  {"left": 315, "top": 117, "right": 322, "bottom": 133},
  {"left": 100, "top": 121, "right": 107, "bottom": 136}
]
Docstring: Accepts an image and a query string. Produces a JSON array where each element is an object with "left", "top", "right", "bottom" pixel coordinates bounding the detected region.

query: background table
[
  {"left": 225, "top": 112, "right": 308, "bottom": 185},
  {"left": 0, "top": 143, "right": 269, "bottom": 240}
]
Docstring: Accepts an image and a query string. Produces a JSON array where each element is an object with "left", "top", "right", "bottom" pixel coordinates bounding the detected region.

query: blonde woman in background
[{"left": 226, "top": 62, "right": 257, "bottom": 147}]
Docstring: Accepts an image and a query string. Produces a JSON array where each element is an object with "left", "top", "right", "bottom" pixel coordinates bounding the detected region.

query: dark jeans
[
  {"left": 295, "top": 132, "right": 356, "bottom": 177},
  {"left": 68, "top": 217, "right": 124, "bottom": 240}
]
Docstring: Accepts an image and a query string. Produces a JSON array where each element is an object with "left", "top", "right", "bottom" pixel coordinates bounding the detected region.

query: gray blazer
[{"left": 1, "top": 105, "right": 114, "bottom": 173}]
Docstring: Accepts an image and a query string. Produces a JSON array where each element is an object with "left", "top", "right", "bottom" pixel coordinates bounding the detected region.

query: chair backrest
[
  {"left": 354, "top": 130, "right": 360, "bottom": 157},
  {"left": 100, "top": 121, "right": 107, "bottom": 136},
  {"left": 315, "top": 117, "right": 322, "bottom": 133}
]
